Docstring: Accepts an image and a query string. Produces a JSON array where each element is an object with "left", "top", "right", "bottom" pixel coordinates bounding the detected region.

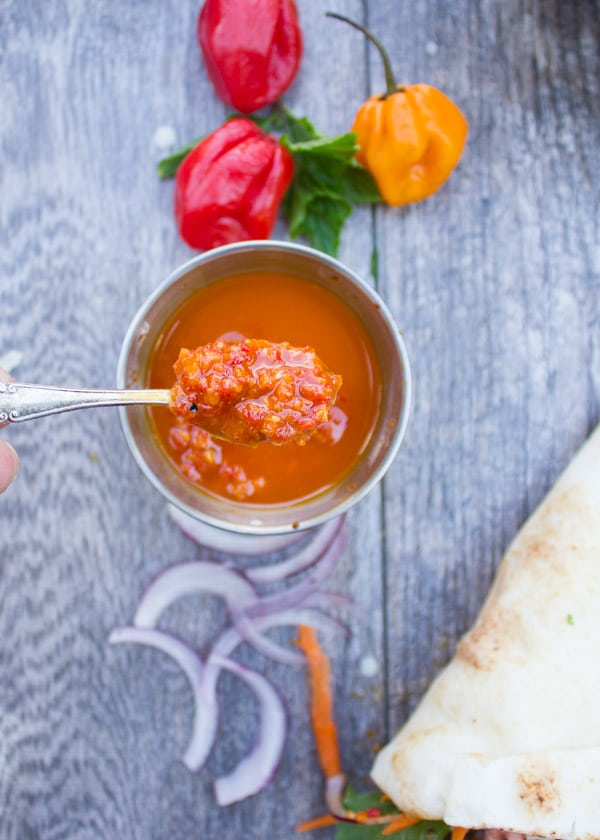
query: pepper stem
[{"left": 326, "top": 12, "right": 397, "bottom": 97}]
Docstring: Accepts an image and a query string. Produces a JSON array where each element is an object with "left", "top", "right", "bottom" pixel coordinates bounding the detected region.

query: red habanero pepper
[
  {"left": 174, "top": 117, "right": 294, "bottom": 251},
  {"left": 197, "top": 0, "right": 303, "bottom": 114}
]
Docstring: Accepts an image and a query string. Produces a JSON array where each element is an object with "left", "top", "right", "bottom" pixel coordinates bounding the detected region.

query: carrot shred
[
  {"left": 295, "top": 626, "right": 427, "bottom": 836},
  {"left": 295, "top": 625, "right": 342, "bottom": 778},
  {"left": 451, "top": 828, "right": 469, "bottom": 840},
  {"left": 296, "top": 814, "right": 338, "bottom": 832},
  {"left": 380, "top": 815, "right": 422, "bottom": 835}
]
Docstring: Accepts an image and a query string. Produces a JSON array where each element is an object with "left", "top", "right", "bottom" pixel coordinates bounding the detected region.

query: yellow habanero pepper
[{"left": 327, "top": 13, "right": 468, "bottom": 207}]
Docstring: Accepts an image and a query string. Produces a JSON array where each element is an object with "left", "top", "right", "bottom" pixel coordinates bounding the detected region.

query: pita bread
[{"left": 372, "top": 425, "right": 600, "bottom": 840}]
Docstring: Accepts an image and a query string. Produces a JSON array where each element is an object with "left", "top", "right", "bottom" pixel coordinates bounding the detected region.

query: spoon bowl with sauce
[{"left": 1, "top": 338, "right": 341, "bottom": 447}]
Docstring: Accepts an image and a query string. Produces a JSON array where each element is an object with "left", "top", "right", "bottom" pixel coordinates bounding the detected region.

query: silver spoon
[{"left": 0, "top": 381, "right": 171, "bottom": 423}]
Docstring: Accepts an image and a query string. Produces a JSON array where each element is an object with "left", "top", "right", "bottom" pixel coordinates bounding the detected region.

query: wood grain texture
[
  {"left": 0, "top": 0, "right": 599, "bottom": 838},
  {"left": 368, "top": 0, "right": 600, "bottom": 732}
]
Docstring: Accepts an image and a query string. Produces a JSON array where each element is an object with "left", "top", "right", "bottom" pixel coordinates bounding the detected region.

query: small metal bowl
[{"left": 117, "top": 241, "right": 412, "bottom": 537}]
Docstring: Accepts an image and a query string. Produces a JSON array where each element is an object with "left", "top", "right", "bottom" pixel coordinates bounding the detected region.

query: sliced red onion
[
  {"left": 168, "top": 503, "right": 305, "bottom": 555},
  {"left": 132, "top": 560, "right": 309, "bottom": 666},
  {"left": 211, "top": 654, "right": 287, "bottom": 806},
  {"left": 108, "top": 626, "right": 215, "bottom": 771},
  {"left": 213, "top": 608, "right": 348, "bottom": 664},
  {"left": 325, "top": 772, "right": 350, "bottom": 819},
  {"left": 302, "top": 589, "right": 354, "bottom": 612},
  {"left": 310, "top": 526, "right": 347, "bottom": 585},
  {"left": 232, "top": 611, "right": 305, "bottom": 666},
  {"left": 322, "top": 771, "right": 420, "bottom": 826},
  {"left": 183, "top": 608, "right": 346, "bottom": 772},
  {"left": 133, "top": 561, "right": 258, "bottom": 629},
  {"left": 247, "top": 516, "right": 344, "bottom": 584},
  {"left": 246, "top": 527, "right": 347, "bottom": 619},
  {"left": 111, "top": 509, "right": 351, "bottom": 805}
]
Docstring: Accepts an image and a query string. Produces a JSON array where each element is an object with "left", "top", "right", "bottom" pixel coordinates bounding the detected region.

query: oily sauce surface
[
  {"left": 169, "top": 339, "right": 342, "bottom": 445},
  {"left": 147, "top": 271, "right": 382, "bottom": 505}
]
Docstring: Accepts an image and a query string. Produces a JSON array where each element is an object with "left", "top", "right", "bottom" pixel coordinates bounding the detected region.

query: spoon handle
[{"left": 0, "top": 382, "right": 171, "bottom": 423}]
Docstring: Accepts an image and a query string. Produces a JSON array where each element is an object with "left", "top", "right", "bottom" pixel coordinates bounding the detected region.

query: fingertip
[{"left": 0, "top": 441, "right": 19, "bottom": 493}]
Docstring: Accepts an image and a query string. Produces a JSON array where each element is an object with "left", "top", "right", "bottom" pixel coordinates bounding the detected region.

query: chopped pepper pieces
[
  {"left": 327, "top": 13, "right": 468, "bottom": 206},
  {"left": 169, "top": 338, "right": 342, "bottom": 446}
]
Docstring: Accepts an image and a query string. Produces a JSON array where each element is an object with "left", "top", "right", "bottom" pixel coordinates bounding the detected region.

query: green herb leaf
[
  {"left": 340, "top": 162, "right": 381, "bottom": 204},
  {"left": 335, "top": 786, "right": 450, "bottom": 840},
  {"left": 296, "top": 194, "right": 353, "bottom": 256},
  {"left": 278, "top": 105, "right": 319, "bottom": 142},
  {"left": 282, "top": 154, "right": 353, "bottom": 256},
  {"left": 156, "top": 137, "right": 202, "bottom": 179},
  {"left": 370, "top": 247, "right": 379, "bottom": 281},
  {"left": 342, "top": 784, "right": 400, "bottom": 815},
  {"left": 277, "top": 109, "right": 380, "bottom": 255},
  {"left": 567, "top": 613, "right": 575, "bottom": 625},
  {"left": 158, "top": 104, "right": 382, "bottom": 255},
  {"left": 285, "top": 132, "right": 359, "bottom": 161},
  {"left": 249, "top": 109, "right": 288, "bottom": 134}
]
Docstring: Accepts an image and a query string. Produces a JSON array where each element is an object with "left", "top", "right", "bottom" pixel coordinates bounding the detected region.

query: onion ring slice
[
  {"left": 183, "top": 608, "right": 346, "bottom": 772},
  {"left": 247, "top": 516, "right": 344, "bottom": 584},
  {"left": 168, "top": 503, "right": 305, "bottom": 555},
  {"left": 133, "top": 561, "right": 257, "bottom": 628},
  {"left": 108, "top": 626, "right": 215, "bottom": 771},
  {"left": 211, "top": 654, "right": 287, "bottom": 806},
  {"left": 247, "top": 526, "right": 347, "bottom": 619}
]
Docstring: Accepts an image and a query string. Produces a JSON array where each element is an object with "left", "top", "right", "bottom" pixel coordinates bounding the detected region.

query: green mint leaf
[
  {"left": 338, "top": 162, "right": 381, "bottom": 203},
  {"left": 282, "top": 154, "right": 343, "bottom": 244},
  {"left": 296, "top": 155, "right": 351, "bottom": 198},
  {"left": 252, "top": 106, "right": 383, "bottom": 254},
  {"left": 247, "top": 109, "right": 288, "bottom": 134},
  {"left": 278, "top": 104, "right": 319, "bottom": 142},
  {"left": 156, "top": 138, "right": 202, "bottom": 179},
  {"left": 282, "top": 176, "right": 312, "bottom": 238},
  {"left": 567, "top": 613, "right": 575, "bottom": 625},
  {"left": 288, "top": 193, "right": 352, "bottom": 256},
  {"left": 285, "top": 132, "right": 359, "bottom": 162},
  {"left": 281, "top": 145, "right": 380, "bottom": 255}
]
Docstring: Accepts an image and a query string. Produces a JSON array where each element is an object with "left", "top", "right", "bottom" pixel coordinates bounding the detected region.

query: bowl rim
[{"left": 116, "top": 240, "right": 413, "bottom": 536}]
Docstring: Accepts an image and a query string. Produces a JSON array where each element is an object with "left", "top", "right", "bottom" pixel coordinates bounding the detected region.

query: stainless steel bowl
[{"left": 117, "top": 241, "right": 412, "bottom": 536}]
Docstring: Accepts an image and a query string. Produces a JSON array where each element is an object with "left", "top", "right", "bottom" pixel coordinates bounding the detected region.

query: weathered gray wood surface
[{"left": 0, "top": 0, "right": 598, "bottom": 837}]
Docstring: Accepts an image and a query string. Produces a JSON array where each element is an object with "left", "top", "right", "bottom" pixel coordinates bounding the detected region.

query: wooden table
[{"left": 1, "top": 1, "right": 598, "bottom": 837}]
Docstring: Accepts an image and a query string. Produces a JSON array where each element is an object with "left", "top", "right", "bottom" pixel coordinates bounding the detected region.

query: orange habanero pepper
[{"left": 327, "top": 13, "right": 468, "bottom": 207}]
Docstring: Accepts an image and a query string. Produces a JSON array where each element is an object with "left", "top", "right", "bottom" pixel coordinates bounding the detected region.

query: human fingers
[
  {"left": 0, "top": 366, "right": 19, "bottom": 492},
  {"left": 0, "top": 440, "right": 18, "bottom": 493},
  {"left": 0, "top": 366, "right": 12, "bottom": 430}
]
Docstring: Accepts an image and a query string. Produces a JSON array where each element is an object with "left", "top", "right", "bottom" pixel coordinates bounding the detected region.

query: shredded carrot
[
  {"left": 295, "top": 814, "right": 338, "bottom": 832},
  {"left": 451, "top": 828, "right": 469, "bottom": 840},
  {"left": 380, "top": 814, "right": 422, "bottom": 835},
  {"left": 295, "top": 625, "right": 342, "bottom": 778},
  {"left": 295, "top": 626, "right": 427, "bottom": 836}
]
